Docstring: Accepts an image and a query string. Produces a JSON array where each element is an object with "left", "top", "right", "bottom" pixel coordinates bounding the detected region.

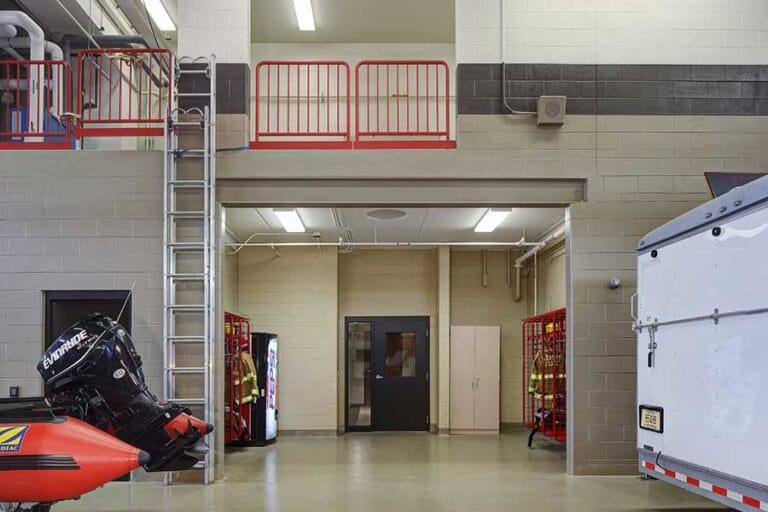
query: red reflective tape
[
  {"left": 664, "top": 469, "right": 676, "bottom": 478},
  {"left": 742, "top": 495, "right": 761, "bottom": 508},
  {"left": 712, "top": 485, "right": 728, "bottom": 497},
  {"left": 686, "top": 476, "right": 699, "bottom": 486},
  {"left": 644, "top": 462, "right": 655, "bottom": 471}
]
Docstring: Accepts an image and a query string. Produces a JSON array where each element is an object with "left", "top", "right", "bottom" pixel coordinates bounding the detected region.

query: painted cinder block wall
[
  {"left": 0, "top": 151, "right": 165, "bottom": 397},
  {"left": 236, "top": 246, "right": 339, "bottom": 432}
]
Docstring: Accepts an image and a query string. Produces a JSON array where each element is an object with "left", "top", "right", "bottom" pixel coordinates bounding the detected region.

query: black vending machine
[{"left": 250, "top": 332, "right": 278, "bottom": 445}]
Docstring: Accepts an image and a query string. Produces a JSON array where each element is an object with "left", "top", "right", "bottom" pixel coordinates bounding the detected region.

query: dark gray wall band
[
  {"left": 457, "top": 64, "right": 768, "bottom": 115},
  {"left": 178, "top": 63, "right": 250, "bottom": 115}
]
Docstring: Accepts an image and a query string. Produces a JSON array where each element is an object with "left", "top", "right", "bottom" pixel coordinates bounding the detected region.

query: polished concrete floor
[{"left": 58, "top": 432, "right": 727, "bottom": 512}]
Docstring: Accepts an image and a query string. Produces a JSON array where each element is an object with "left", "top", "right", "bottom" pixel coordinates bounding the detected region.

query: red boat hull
[{"left": 0, "top": 416, "right": 147, "bottom": 503}]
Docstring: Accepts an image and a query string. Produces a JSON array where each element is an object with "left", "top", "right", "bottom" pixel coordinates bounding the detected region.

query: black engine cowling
[{"left": 38, "top": 313, "right": 212, "bottom": 472}]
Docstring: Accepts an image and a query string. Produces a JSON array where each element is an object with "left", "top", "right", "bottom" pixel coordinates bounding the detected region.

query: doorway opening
[{"left": 346, "top": 316, "right": 429, "bottom": 432}]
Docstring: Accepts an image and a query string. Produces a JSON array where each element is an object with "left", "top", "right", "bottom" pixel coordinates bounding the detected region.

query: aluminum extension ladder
[{"left": 162, "top": 55, "right": 217, "bottom": 485}]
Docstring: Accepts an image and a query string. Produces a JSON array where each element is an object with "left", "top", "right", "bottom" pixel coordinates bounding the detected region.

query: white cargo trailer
[{"left": 635, "top": 175, "right": 768, "bottom": 511}]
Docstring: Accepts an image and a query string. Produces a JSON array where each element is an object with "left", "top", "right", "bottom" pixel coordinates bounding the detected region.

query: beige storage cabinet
[{"left": 449, "top": 326, "right": 500, "bottom": 434}]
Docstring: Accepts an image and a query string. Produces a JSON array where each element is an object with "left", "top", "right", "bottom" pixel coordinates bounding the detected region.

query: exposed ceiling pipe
[
  {"left": 0, "top": 24, "right": 18, "bottom": 38},
  {"left": 331, "top": 208, "right": 356, "bottom": 253},
  {"left": 53, "top": 0, "right": 101, "bottom": 48},
  {"left": 226, "top": 240, "right": 543, "bottom": 255},
  {"left": 510, "top": 222, "right": 566, "bottom": 302},
  {"left": 1, "top": 38, "right": 65, "bottom": 114},
  {"left": 0, "top": 11, "right": 44, "bottom": 135},
  {"left": 0, "top": 44, "right": 25, "bottom": 60}
]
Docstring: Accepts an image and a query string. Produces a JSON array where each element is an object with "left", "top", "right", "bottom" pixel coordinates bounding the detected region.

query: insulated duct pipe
[
  {"left": 1, "top": 38, "right": 65, "bottom": 115},
  {"left": 0, "top": 24, "right": 18, "bottom": 38},
  {"left": 0, "top": 12, "right": 45, "bottom": 135}
]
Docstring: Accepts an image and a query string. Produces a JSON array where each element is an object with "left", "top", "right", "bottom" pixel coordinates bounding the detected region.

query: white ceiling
[
  {"left": 251, "top": 0, "right": 455, "bottom": 44},
  {"left": 225, "top": 207, "right": 564, "bottom": 245}
]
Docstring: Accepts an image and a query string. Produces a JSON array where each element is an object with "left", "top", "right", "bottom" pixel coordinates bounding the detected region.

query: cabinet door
[
  {"left": 450, "top": 326, "right": 476, "bottom": 430},
  {"left": 473, "top": 326, "right": 500, "bottom": 431}
]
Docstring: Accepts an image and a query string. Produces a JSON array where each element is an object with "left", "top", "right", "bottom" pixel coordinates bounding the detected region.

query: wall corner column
[{"left": 437, "top": 246, "right": 451, "bottom": 433}]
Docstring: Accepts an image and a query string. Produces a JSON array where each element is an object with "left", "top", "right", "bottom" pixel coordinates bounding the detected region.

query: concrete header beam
[{"left": 217, "top": 178, "right": 585, "bottom": 207}]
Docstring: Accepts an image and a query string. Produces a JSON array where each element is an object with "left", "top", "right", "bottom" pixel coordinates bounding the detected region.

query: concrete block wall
[
  {"left": 177, "top": 0, "right": 250, "bottom": 63},
  {"left": 237, "top": 246, "right": 338, "bottom": 432},
  {"left": 450, "top": 249, "right": 529, "bottom": 425},
  {"left": 0, "top": 151, "right": 164, "bottom": 398},
  {"left": 458, "top": 113, "right": 768, "bottom": 474},
  {"left": 457, "top": 0, "right": 768, "bottom": 64},
  {"left": 337, "top": 249, "right": 438, "bottom": 430}
]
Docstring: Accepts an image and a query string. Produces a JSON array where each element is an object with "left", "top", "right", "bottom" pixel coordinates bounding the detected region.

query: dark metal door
[{"left": 372, "top": 317, "right": 429, "bottom": 431}]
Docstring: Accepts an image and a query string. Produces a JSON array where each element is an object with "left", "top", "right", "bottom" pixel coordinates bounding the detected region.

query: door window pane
[
  {"left": 384, "top": 332, "right": 416, "bottom": 378},
  {"left": 347, "top": 321, "right": 372, "bottom": 427}
]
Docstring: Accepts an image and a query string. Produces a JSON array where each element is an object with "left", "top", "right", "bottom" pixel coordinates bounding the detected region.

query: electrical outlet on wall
[{"left": 9, "top": 386, "right": 19, "bottom": 398}]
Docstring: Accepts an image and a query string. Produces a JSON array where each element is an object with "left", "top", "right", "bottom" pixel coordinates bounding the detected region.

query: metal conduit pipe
[
  {"left": 0, "top": 43, "right": 24, "bottom": 61},
  {"left": 225, "top": 240, "right": 544, "bottom": 254},
  {"left": 482, "top": 249, "right": 489, "bottom": 287},
  {"left": 510, "top": 223, "right": 566, "bottom": 302}
]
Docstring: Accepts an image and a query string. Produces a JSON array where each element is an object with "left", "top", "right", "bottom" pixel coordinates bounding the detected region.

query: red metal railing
[
  {"left": 355, "top": 60, "right": 454, "bottom": 149},
  {"left": 0, "top": 60, "right": 73, "bottom": 150},
  {"left": 76, "top": 48, "right": 173, "bottom": 138},
  {"left": 250, "top": 61, "right": 352, "bottom": 149},
  {"left": 522, "top": 307, "right": 566, "bottom": 444}
]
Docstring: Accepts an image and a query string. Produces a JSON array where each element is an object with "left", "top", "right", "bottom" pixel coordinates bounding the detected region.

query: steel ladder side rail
[{"left": 163, "top": 54, "right": 216, "bottom": 486}]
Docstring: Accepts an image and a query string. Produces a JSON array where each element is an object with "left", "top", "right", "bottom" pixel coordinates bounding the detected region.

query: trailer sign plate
[{"left": 639, "top": 405, "right": 664, "bottom": 433}]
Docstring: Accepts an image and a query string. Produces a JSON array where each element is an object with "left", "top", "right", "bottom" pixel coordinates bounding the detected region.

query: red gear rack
[
  {"left": 522, "top": 307, "right": 566, "bottom": 446},
  {"left": 225, "top": 312, "right": 252, "bottom": 444}
]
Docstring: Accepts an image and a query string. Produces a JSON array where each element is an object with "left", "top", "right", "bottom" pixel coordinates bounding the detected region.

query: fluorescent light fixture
[
  {"left": 474, "top": 209, "right": 511, "bottom": 233},
  {"left": 143, "top": 0, "right": 176, "bottom": 31},
  {"left": 292, "top": 0, "right": 316, "bottom": 31},
  {"left": 274, "top": 208, "right": 306, "bottom": 232}
]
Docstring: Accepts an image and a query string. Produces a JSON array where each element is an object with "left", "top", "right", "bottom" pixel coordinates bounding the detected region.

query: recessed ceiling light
[
  {"left": 365, "top": 209, "right": 407, "bottom": 221},
  {"left": 474, "top": 209, "right": 512, "bottom": 233},
  {"left": 292, "top": 0, "right": 316, "bottom": 31},
  {"left": 143, "top": 0, "right": 176, "bottom": 31},
  {"left": 274, "top": 208, "right": 305, "bottom": 232}
]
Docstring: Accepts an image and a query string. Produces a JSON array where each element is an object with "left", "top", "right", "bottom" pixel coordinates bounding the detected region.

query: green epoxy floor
[{"left": 59, "top": 432, "right": 727, "bottom": 512}]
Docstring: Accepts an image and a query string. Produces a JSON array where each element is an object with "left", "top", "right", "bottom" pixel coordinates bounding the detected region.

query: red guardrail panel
[
  {"left": 0, "top": 60, "right": 73, "bottom": 150},
  {"left": 75, "top": 48, "right": 173, "bottom": 138},
  {"left": 250, "top": 61, "right": 352, "bottom": 149},
  {"left": 354, "top": 60, "right": 454, "bottom": 149}
]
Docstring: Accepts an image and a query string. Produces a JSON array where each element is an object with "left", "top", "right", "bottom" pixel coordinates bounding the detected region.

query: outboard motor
[{"left": 37, "top": 313, "right": 213, "bottom": 472}]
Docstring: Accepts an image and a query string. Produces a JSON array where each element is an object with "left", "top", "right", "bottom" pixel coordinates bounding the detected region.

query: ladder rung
[
  {"left": 167, "top": 335, "right": 207, "bottom": 342},
  {"left": 192, "top": 461, "right": 207, "bottom": 469},
  {"left": 173, "top": 398, "right": 207, "bottom": 405},
  {"left": 173, "top": 121, "right": 204, "bottom": 127},
  {"left": 167, "top": 304, "right": 206, "bottom": 311},
  {"left": 166, "top": 366, "right": 206, "bottom": 373},
  {"left": 168, "top": 211, "right": 207, "bottom": 218},
  {"left": 168, "top": 180, "right": 207, "bottom": 188},
  {"left": 178, "top": 69, "right": 210, "bottom": 75},
  {"left": 169, "top": 242, "right": 205, "bottom": 249},
  {"left": 167, "top": 273, "right": 207, "bottom": 280}
]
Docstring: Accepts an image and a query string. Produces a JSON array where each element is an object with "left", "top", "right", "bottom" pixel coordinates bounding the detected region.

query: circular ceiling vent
[{"left": 365, "top": 209, "right": 407, "bottom": 221}]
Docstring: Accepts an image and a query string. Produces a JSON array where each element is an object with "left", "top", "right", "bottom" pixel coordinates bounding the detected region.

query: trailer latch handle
[{"left": 647, "top": 322, "right": 658, "bottom": 368}]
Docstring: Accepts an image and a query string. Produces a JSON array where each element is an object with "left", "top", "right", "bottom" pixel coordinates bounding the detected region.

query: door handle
[{"left": 375, "top": 374, "right": 384, "bottom": 380}]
